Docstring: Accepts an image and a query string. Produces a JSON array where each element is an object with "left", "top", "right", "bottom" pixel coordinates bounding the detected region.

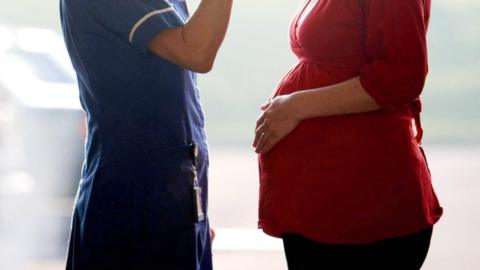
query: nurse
[{"left": 60, "top": 0, "right": 232, "bottom": 269}]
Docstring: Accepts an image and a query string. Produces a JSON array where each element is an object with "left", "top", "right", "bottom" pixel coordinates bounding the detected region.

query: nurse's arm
[{"left": 149, "top": 0, "right": 233, "bottom": 73}]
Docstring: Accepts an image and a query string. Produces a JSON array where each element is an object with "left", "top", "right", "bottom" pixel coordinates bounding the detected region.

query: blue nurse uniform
[{"left": 60, "top": 0, "right": 212, "bottom": 269}]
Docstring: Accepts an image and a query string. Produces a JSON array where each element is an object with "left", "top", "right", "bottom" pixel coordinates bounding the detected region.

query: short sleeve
[
  {"left": 359, "top": 0, "right": 431, "bottom": 110},
  {"left": 90, "top": 0, "right": 185, "bottom": 53}
]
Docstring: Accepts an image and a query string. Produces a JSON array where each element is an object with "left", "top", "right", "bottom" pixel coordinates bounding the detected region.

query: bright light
[
  {"left": 0, "top": 25, "right": 14, "bottom": 50},
  {"left": 16, "top": 27, "right": 64, "bottom": 53},
  {"left": 213, "top": 228, "right": 283, "bottom": 251},
  {"left": 0, "top": 172, "right": 36, "bottom": 195},
  {"left": 0, "top": 51, "right": 82, "bottom": 110}
]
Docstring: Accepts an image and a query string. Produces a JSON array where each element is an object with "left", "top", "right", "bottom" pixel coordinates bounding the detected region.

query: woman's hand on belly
[
  {"left": 253, "top": 95, "right": 301, "bottom": 154},
  {"left": 253, "top": 77, "right": 383, "bottom": 154}
]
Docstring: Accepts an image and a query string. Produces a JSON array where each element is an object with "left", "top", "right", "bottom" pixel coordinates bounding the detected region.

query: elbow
[
  {"left": 396, "top": 59, "right": 429, "bottom": 104},
  {"left": 190, "top": 57, "right": 214, "bottom": 74},
  {"left": 408, "top": 79, "right": 426, "bottom": 101},
  {"left": 181, "top": 37, "right": 217, "bottom": 73},
  {"left": 193, "top": 64, "right": 213, "bottom": 74},
  {"left": 361, "top": 68, "right": 428, "bottom": 110},
  {"left": 398, "top": 67, "right": 428, "bottom": 105},
  {"left": 186, "top": 51, "right": 215, "bottom": 74},
  {"left": 388, "top": 79, "right": 427, "bottom": 109}
]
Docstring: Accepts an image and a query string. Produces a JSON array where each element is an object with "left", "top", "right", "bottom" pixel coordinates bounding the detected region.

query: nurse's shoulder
[{"left": 82, "top": 0, "right": 231, "bottom": 73}]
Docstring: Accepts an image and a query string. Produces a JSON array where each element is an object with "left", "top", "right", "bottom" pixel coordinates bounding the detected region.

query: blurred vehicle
[{"left": 0, "top": 25, "right": 85, "bottom": 197}]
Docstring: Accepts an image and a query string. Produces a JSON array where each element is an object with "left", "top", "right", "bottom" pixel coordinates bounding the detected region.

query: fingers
[
  {"left": 260, "top": 135, "right": 280, "bottom": 154},
  {"left": 255, "top": 122, "right": 275, "bottom": 154},
  {"left": 254, "top": 111, "right": 268, "bottom": 147},
  {"left": 256, "top": 113, "right": 265, "bottom": 128},
  {"left": 256, "top": 133, "right": 279, "bottom": 154},
  {"left": 261, "top": 101, "right": 272, "bottom": 111},
  {"left": 253, "top": 120, "right": 268, "bottom": 147},
  {"left": 255, "top": 131, "right": 272, "bottom": 154},
  {"left": 254, "top": 99, "right": 275, "bottom": 151}
]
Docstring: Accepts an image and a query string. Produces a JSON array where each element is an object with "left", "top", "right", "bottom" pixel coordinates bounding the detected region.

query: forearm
[
  {"left": 289, "top": 77, "right": 380, "bottom": 120},
  {"left": 183, "top": 0, "right": 233, "bottom": 56},
  {"left": 149, "top": 0, "right": 232, "bottom": 73}
]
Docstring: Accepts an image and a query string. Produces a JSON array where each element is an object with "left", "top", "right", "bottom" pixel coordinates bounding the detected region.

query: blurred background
[{"left": 0, "top": 0, "right": 479, "bottom": 269}]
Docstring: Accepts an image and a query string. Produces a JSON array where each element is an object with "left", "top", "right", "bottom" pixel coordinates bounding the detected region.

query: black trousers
[{"left": 282, "top": 227, "right": 433, "bottom": 270}]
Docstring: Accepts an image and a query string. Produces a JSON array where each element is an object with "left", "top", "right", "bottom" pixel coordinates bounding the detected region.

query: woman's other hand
[{"left": 253, "top": 95, "right": 301, "bottom": 154}]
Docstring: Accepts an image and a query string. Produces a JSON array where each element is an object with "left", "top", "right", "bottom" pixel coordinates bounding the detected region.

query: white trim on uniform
[{"left": 128, "top": 7, "right": 175, "bottom": 44}]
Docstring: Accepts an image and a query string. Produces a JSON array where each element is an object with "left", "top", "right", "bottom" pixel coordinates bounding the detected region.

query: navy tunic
[{"left": 60, "top": 0, "right": 212, "bottom": 269}]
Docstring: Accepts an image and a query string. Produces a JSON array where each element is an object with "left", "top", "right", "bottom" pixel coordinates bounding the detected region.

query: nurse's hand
[
  {"left": 210, "top": 228, "right": 216, "bottom": 242},
  {"left": 253, "top": 95, "right": 301, "bottom": 154}
]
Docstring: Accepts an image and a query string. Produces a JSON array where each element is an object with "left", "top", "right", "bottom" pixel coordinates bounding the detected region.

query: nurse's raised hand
[{"left": 253, "top": 95, "right": 301, "bottom": 154}]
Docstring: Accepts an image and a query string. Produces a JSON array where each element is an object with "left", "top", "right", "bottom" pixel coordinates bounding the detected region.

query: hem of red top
[{"left": 258, "top": 214, "right": 442, "bottom": 245}]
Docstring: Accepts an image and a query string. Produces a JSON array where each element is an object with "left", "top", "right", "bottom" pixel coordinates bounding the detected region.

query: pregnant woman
[{"left": 254, "top": 0, "right": 443, "bottom": 269}]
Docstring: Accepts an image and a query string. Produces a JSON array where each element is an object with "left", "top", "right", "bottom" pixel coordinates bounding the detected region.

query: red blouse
[{"left": 258, "top": 0, "right": 443, "bottom": 244}]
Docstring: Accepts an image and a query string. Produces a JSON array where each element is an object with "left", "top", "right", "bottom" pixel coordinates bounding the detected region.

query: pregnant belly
[
  {"left": 261, "top": 60, "right": 421, "bottom": 196},
  {"left": 258, "top": 61, "right": 439, "bottom": 244}
]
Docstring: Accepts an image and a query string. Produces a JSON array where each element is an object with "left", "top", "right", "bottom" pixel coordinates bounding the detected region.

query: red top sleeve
[{"left": 359, "top": 0, "right": 431, "bottom": 109}]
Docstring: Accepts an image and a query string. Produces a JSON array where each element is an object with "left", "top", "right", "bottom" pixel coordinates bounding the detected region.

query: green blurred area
[{"left": 1, "top": 0, "right": 478, "bottom": 147}]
